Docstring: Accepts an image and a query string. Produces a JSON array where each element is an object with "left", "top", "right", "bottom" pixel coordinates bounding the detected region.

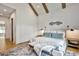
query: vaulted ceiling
[
  {"left": 0, "top": 3, "right": 79, "bottom": 18},
  {"left": 28, "top": 3, "right": 79, "bottom": 17},
  {"left": 28, "top": 3, "right": 66, "bottom": 16}
]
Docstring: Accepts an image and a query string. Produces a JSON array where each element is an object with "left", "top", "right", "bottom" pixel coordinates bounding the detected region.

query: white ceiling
[
  {"left": 31, "top": 3, "right": 79, "bottom": 16},
  {"left": 0, "top": 4, "right": 15, "bottom": 18},
  {"left": 32, "top": 3, "right": 45, "bottom": 15},
  {"left": 31, "top": 3, "right": 62, "bottom": 16}
]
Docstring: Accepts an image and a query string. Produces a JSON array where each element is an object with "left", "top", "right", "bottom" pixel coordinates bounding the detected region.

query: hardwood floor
[
  {"left": 67, "top": 47, "right": 79, "bottom": 53},
  {"left": 0, "top": 39, "right": 16, "bottom": 52}
]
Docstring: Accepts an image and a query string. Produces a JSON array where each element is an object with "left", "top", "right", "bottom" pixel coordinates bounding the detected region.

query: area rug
[
  {"left": 0, "top": 43, "right": 36, "bottom": 56},
  {"left": 0, "top": 43, "right": 79, "bottom": 56}
]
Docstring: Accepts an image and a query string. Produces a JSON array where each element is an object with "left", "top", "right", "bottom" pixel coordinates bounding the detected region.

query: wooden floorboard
[{"left": 0, "top": 39, "right": 16, "bottom": 52}]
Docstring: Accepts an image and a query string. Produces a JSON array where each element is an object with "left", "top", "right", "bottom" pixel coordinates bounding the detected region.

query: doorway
[
  {"left": 10, "top": 12, "right": 16, "bottom": 44},
  {"left": 0, "top": 4, "right": 16, "bottom": 51},
  {"left": 11, "top": 18, "right": 13, "bottom": 42}
]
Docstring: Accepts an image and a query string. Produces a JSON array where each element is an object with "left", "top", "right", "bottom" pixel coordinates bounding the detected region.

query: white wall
[
  {"left": 0, "top": 17, "right": 10, "bottom": 39},
  {"left": 4, "top": 3, "right": 79, "bottom": 44},
  {"left": 4, "top": 3, "right": 38, "bottom": 44},
  {"left": 37, "top": 3, "right": 79, "bottom": 31}
]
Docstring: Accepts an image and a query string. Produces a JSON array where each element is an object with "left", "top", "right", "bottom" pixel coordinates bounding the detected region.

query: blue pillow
[
  {"left": 44, "top": 33, "right": 52, "bottom": 38},
  {"left": 51, "top": 33, "right": 63, "bottom": 39},
  {"left": 44, "top": 32, "right": 63, "bottom": 39}
]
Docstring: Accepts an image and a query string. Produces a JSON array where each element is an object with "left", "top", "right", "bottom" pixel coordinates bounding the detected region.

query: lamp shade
[
  {"left": 36, "top": 29, "right": 45, "bottom": 37},
  {"left": 66, "top": 30, "right": 79, "bottom": 41}
]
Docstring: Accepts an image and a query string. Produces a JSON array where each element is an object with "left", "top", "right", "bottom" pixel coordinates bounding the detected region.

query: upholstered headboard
[{"left": 44, "top": 31, "right": 65, "bottom": 40}]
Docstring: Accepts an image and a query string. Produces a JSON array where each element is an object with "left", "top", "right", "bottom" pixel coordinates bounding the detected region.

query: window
[{"left": 0, "top": 21, "right": 5, "bottom": 39}]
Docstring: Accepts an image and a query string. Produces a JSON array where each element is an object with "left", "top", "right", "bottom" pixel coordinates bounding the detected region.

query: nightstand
[{"left": 66, "top": 30, "right": 79, "bottom": 49}]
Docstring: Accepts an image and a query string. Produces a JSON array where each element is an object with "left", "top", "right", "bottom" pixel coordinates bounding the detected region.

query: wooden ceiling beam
[
  {"left": 61, "top": 3, "right": 66, "bottom": 9},
  {"left": 28, "top": 3, "right": 38, "bottom": 16},
  {"left": 42, "top": 3, "right": 49, "bottom": 13}
]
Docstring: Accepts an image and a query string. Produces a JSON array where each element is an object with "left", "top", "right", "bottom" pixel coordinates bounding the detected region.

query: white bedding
[
  {"left": 30, "top": 37, "right": 65, "bottom": 46},
  {"left": 29, "top": 37, "right": 67, "bottom": 55}
]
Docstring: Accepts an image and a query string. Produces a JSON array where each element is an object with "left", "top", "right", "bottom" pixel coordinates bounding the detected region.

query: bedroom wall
[
  {"left": 4, "top": 3, "right": 38, "bottom": 44},
  {"left": 37, "top": 3, "right": 79, "bottom": 31}
]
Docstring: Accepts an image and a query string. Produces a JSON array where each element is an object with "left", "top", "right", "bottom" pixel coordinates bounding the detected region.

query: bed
[{"left": 28, "top": 30, "right": 67, "bottom": 56}]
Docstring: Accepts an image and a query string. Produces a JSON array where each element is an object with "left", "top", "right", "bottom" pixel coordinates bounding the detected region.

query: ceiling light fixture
[
  {"left": 3, "top": 9, "right": 7, "bottom": 12},
  {"left": 37, "top": 5, "right": 40, "bottom": 8}
]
